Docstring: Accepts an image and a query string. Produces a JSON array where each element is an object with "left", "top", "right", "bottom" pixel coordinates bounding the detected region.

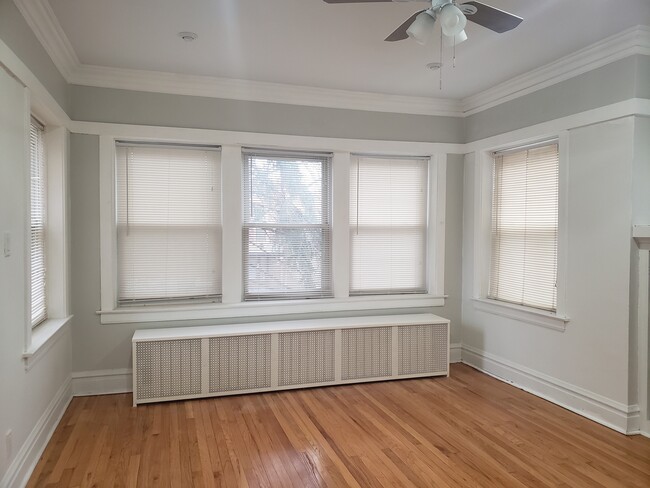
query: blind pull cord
[{"left": 125, "top": 150, "right": 130, "bottom": 236}]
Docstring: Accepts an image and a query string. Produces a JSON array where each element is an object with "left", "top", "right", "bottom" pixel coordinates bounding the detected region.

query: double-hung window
[
  {"left": 349, "top": 155, "right": 429, "bottom": 295},
  {"left": 488, "top": 141, "right": 559, "bottom": 312},
  {"left": 242, "top": 149, "right": 332, "bottom": 300},
  {"left": 115, "top": 143, "right": 222, "bottom": 304},
  {"left": 29, "top": 117, "right": 47, "bottom": 326}
]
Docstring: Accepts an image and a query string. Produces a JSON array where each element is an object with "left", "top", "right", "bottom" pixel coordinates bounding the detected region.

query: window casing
[
  {"left": 488, "top": 141, "right": 559, "bottom": 312},
  {"left": 242, "top": 149, "right": 332, "bottom": 300},
  {"left": 98, "top": 133, "right": 447, "bottom": 324},
  {"left": 349, "top": 155, "right": 429, "bottom": 295},
  {"left": 115, "top": 143, "right": 222, "bottom": 304},
  {"left": 29, "top": 117, "right": 47, "bottom": 327}
]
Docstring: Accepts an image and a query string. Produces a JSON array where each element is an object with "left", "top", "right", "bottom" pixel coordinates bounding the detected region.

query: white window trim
[
  {"left": 471, "top": 132, "right": 570, "bottom": 331},
  {"left": 23, "top": 110, "right": 72, "bottom": 370},
  {"left": 98, "top": 132, "right": 447, "bottom": 325}
]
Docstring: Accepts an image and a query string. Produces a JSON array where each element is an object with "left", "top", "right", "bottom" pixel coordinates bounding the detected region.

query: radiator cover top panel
[{"left": 132, "top": 314, "right": 449, "bottom": 405}]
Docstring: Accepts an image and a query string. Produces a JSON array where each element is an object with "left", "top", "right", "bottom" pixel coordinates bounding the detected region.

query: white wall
[
  {"left": 0, "top": 66, "right": 72, "bottom": 487},
  {"left": 461, "top": 116, "right": 642, "bottom": 433}
]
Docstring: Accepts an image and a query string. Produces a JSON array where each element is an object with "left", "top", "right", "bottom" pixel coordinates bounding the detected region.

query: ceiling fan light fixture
[
  {"left": 439, "top": 4, "right": 467, "bottom": 37},
  {"left": 444, "top": 29, "right": 468, "bottom": 46},
  {"left": 406, "top": 11, "right": 436, "bottom": 45}
]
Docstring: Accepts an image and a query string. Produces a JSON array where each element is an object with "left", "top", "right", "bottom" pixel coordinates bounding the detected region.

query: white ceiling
[{"left": 48, "top": 0, "right": 650, "bottom": 100}]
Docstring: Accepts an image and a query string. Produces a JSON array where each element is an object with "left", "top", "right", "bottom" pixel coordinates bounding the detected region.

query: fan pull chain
[
  {"left": 439, "top": 28, "right": 443, "bottom": 90},
  {"left": 453, "top": 35, "right": 456, "bottom": 68}
]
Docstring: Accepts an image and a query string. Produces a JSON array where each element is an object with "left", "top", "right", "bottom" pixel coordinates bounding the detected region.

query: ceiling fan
[{"left": 323, "top": 0, "right": 523, "bottom": 45}]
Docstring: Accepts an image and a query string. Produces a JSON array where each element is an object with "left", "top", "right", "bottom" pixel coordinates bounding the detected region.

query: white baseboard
[
  {"left": 0, "top": 378, "right": 72, "bottom": 488},
  {"left": 461, "top": 344, "right": 640, "bottom": 435},
  {"left": 450, "top": 343, "right": 461, "bottom": 363},
  {"left": 71, "top": 369, "right": 132, "bottom": 396}
]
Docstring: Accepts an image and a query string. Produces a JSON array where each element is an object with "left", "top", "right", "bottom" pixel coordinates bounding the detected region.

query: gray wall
[
  {"left": 0, "top": 0, "right": 69, "bottom": 112},
  {"left": 69, "top": 132, "right": 465, "bottom": 372},
  {"left": 635, "top": 55, "right": 650, "bottom": 100},
  {"left": 437, "top": 154, "right": 464, "bottom": 344},
  {"left": 464, "top": 55, "right": 650, "bottom": 142},
  {"left": 69, "top": 85, "right": 465, "bottom": 143}
]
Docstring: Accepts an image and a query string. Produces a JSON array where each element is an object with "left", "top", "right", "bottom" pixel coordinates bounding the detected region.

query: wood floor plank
[{"left": 27, "top": 364, "right": 650, "bottom": 487}]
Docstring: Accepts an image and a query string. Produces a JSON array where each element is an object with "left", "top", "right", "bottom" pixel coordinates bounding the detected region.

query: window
[
  {"left": 115, "top": 143, "right": 222, "bottom": 304},
  {"left": 242, "top": 149, "right": 332, "bottom": 300},
  {"left": 29, "top": 117, "right": 47, "bottom": 327},
  {"left": 98, "top": 135, "right": 445, "bottom": 324},
  {"left": 488, "top": 141, "right": 559, "bottom": 312},
  {"left": 349, "top": 156, "right": 429, "bottom": 295}
]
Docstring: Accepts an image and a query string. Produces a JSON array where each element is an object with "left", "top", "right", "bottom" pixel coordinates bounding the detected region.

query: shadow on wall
[{"left": 459, "top": 322, "right": 484, "bottom": 369}]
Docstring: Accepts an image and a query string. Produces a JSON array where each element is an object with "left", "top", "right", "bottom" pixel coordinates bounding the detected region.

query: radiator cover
[{"left": 132, "top": 314, "right": 449, "bottom": 405}]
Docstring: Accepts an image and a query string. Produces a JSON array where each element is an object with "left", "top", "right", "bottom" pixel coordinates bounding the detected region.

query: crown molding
[
  {"left": 461, "top": 25, "right": 650, "bottom": 116},
  {"left": 70, "top": 64, "right": 464, "bottom": 117},
  {"left": 14, "top": 0, "right": 79, "bottom": 81},
  {"left": 14, "top": 1, "right": 650, "bottom": 118}
]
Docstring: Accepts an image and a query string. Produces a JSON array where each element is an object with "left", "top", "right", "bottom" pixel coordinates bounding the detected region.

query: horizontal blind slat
[
  {"left": 349, "top": 156, "right": 429, "bottom": 295},
  {"left": 489, "top": 143, "right": 559, "bottom": 312},
  {"left": 30, "top": 120, "right": 47, "bottom": 326},
  {"left": 116, "top": 145, "right": 222, "bottom": 303}
]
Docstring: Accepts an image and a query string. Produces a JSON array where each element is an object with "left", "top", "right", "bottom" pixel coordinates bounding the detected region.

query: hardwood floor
[{"left": 28, "top": 364, "right": 650, "bottom": 487}]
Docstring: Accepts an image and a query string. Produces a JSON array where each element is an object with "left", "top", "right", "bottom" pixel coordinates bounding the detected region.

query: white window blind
[
  {"left": 349, "top": 156, "right": 429, "bottom": 295},
  {"left": 116, "top": 143, "right": 222, "bottom": 304},
  {"left": 30, "top": 118, "right": 47, "bottom": 327},
  {"left": 242, "top": 149, "right": 332, "bottom": 300},
  {"left": 489, "top": 142, "right": 559, "bottom": 312}
]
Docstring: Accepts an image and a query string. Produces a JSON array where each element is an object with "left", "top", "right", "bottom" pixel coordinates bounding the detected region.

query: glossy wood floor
[{"left": 28, "top": 364, "right": 650, "bottom": 487}]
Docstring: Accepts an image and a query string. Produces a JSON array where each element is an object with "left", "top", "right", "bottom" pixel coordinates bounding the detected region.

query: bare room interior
[{"left": 1, "top": 0, "right": 650, "bottom": 487}]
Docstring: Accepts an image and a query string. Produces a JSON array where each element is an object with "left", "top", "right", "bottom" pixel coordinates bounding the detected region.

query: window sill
[
  {"left": 23, "top": 315, "right": 73, "bottom": 371},
  {"left": 97, "top": 294, "right": 446, "bottom": 325},
  {"left": 472, "top": 298, "right": 569, "bottom": 331}
]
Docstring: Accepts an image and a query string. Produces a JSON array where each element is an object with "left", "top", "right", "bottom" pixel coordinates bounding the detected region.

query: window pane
[
  {"left": 243, "top": 151, "right": 332, "bottom": 300},
  {"left": 489, "top": 143, "right": 559, "bottom": 311},
  {"left": 116, "top": 144, "right": 222, "bottom": 303},
  {"left": 30, "top": 118, "right": 47, "bottom": 326},
  {"left": 349, "top": 156, "right": 428, "bottom": 295}
]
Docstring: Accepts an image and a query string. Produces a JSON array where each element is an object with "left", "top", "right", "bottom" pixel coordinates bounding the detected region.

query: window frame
[
  {"left": 29, "top": 116, "right": 48, "bottom": 327},
  {"left": 98, "top": 131, "right": 447, "bottom": 325},
  {"left": 471, "top": 133, "right": 570, "bottom": 331},
  {"left": 23, "top": 106, "right": 72, "bottom": 370},
  {"left": 242, "top": 148, "right": 333, "bottom": 301},
  {"left": 349, "top": 154, "right": 431, "bottom": 296},
  {"left": 114, "top": 142, "right": 223, "bottom": 305}
]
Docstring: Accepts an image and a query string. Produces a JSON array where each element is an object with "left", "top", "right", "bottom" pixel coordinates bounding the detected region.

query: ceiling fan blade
[
  {"left": 385, "top": 10, "right": 425, "bottom": 42},
  {"left": 461, "top": 1, "right": 522, "bottom": 33}
]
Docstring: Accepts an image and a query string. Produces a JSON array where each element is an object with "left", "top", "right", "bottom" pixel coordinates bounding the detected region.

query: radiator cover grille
[
  {"left": 341, "top": 327, "right": 392, "bottom": 380},
  {"left": 133, "top": 315, "right": 448, "bottom": 405},
  {"left": 278, "top": 330, "right": 336, "bottom": 386},
  {"left": 398, "top": 323, "right": 448, "bottom": 376},
  {"left": 209, "top": 334, "right": 272, "bottom": 393},
  {"left": 136, "top": 339, "right": 202, "bottom": 400}
]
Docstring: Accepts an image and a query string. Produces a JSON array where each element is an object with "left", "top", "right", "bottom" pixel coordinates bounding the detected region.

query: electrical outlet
[{"left": 5, "top": 429, "right": 12, "bottom": 460}]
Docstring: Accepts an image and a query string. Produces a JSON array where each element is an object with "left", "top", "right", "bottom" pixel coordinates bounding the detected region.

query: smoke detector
[{"left": 178, "top": 32, "right": 198, "bottom": 42}]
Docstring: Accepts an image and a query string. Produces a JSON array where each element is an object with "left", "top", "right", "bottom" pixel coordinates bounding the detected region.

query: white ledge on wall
[
  {"left": 633, "top": 225, "right": 650, "bottom": 250},
  {"left": 97, "top": 295, "right": 446, "bottom": 325},
  {"left": 22, "top": 316, "right": 73, "bottom": 370},
  {"left": 472, "top": 298, "right": 569, "bottom": 331}
]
